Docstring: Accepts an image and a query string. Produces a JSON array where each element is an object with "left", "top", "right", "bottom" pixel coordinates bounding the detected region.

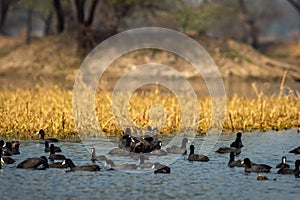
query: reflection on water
[{"left": 0, "top": 129, "right": 299, "bottom": 200}]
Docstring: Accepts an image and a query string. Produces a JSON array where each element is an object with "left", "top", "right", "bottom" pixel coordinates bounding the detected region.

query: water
[{"left": 1, "top": 129, "right": 299, "bottom": 200}]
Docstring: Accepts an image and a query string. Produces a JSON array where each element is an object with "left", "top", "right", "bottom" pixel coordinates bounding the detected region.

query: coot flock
[{"left": 1, "top": 128, "right": 299, "bottom": 178}]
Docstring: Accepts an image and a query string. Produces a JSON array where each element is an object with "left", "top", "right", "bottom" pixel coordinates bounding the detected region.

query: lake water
[{"left": 1, "top": 129, "right": 299, "bottom": 200}]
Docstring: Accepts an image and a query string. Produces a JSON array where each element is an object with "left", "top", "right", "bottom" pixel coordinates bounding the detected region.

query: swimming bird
[
  {"left": 91, "top": 147, "right": 107, "bottom": 162},
  {"left": 289, "top": 146, "right": 300, "bottom": 154},
  {"left": 17, "top": 156, "right": 49, "bottom": 169},
  {"left": 153, "top": 162, "right": 171, "bottom": 174},
  {"left": 151, "top": 142, "right": 167, "bottom": 156},
  {"left": 62, "top": 158, "right": 100, "bottom": 171},
  {"left": 48, "top": 144, "right": 65, "bottom": 160},
  {"left": 277, "top": 160, "right": 300, "bottom": 175},
  {"left": 228, "top": 152, "right": 243, "bottom": 167},
  {"left": 118, "top": 128, "right": 133, "bottom": 150},
  {"left": 216, "top": 132, "right": 243, "bottom": 154},
  {"left": 242, "top": 158, "right": 271, "bottom": 173},
  {"left": 1, "top": 142, "right": 12, "bottom": 156},
  {"left": 216, "top": 147, "right": 241, "bottom": 154},
  {"left": 0, "top": 149, "right": 15, "bottom": 164},
  {"left": 138, "top": 154, "right": 155, "bottom": 169},
  {"left": 166, "top": 138, "right": 189, "bottom": 155},
  {"left": 37, "top": 129, "right": 59, "bottom": 144},
  {"left": 257, "top": 174, "right": 269, "bottom": 181},
  {"left": 49, "top": 161, "right": 71, "bottom": 168},
  {"left": 44, "top": 141, "right": 61, "bottom": 153},
  {"left": 188, "top": 145, "right": 209, "bottom": 162},
  {"left": 108, "top": 148, "right": 132, "bottom": 156},
  {"left": 230, "top": 132, "right": 243, "bottom": 148},
  {"left": 276, "top": 156, "right": 290, "bottom": 168},
  {"left": 104, "top": 159, "right": 137, "bottom": 170}
]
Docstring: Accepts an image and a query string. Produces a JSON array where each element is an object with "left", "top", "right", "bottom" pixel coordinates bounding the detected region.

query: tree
[
  {"left": 74, "top": 0, "right": 99, "bottom": 55},
  {"left": 238, "top": 0, "right": 260, "bottom": 49},
  {"left": 174, "top": 1, "right": 226, "bottom": 36},
  {"left": 0, "top": 0, "right": 12, "bottom": 34},
  {"left": 53, "top": 0, "right": 64, "bottom": 33}
]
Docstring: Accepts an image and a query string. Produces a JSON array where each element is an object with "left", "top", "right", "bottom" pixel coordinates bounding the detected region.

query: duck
[
  {"left": 137, "top": 154, "right": 155, "bottom": 169},
  {"left": 289, "top": 146, "right": 300, "bottom": 154},
  {"left": 257, "top": 174, "right": 269, "bottom": 181},
  {"left": 276, "top": 156, "right": 290, "bottom": 168},
  {"left": 228, "top": 152, "right": 243, "bottom": 167},
  {"left": 17, "top": 156, "right": 49, "bottom": 169},
  {"left": 91, "top": 147, "right": 107, "bottom": 162},
  {"left": 142, "top": 126, "right": 161, "bottom": 153},
  {"left": 230, "top": 132, "right": 243, "bottom": 148},
  {"left": 1, "top": 141, "right": 12, "bottom": 156},
  {"left": 49, "top": 161, "right": 71, "bottom": 168},
  {"left": 242, "top": 158, "right": 272, "bottom": 173},
  {"left": 188, "top": 145, "right": 209, "bottom": 162},
  {"left": 0, "top": 149, "right": 15, "bottom": 164},
  {"left": 104, "top": 159, "right": 137, "bottom": 170},
  {"left": 37, "top": 129, "right": 59, "bottom": 144},
  {"left": 44, "top": 141, "right": 61, "bottom": 153},
  {"left": 153, "top": 162, "right": 171, "bottom": 174},
  {"left": 216, "top": 147, "right": 241, "bottom": 154},
  {"left": 277, "top": 160, "right": 300, "bottom": 175},
  {"left": 151, "top": 142, "right": 167, "bottom": 156},
  {"left": 62, "top": 158, "right": 100, "bottom": 171},
  {"left": 166, "top": 138, "right": 189, "bottom": 155},
  {"left": 216, "top": 132, "right": 243, "bottom": 154},
  {"left": 118, "top": 127, "right": 133, "bottom": 150},
  {"left": 48, "top": 144, "right": 66, "bottom": 160},
  {"left": 108, "top": 148, "right": 132, "bottom": 156}
]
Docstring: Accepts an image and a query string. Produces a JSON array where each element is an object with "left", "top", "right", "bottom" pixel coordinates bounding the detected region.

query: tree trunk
[
  {"left": 53, "top": 0, "right": 65, "bottom": 33},
  {"left": 238, "top": 0, "right": 260, "bottom": 49},
  {"left": 26, "top": 8, "right": 33, "bottom": 44},
  {"left": 44, "top": 11, "right": 53, "bottom": 35},
  {"left": 0, "top": 0, "right": 10, "bottom": 34},
  {"left": 74, "top": 0, "right": 99, "bottom": 56}
]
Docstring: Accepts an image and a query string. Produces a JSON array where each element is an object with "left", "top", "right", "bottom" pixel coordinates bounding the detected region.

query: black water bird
[
  {"left": 242, "top": 158, "right": 271, "bottom": 173},
  {"left": 48, "top": 144, "right": 65, "bottom": 160},
  {"left": 228, "top": 152, "right": 244, "bottom": 167},
  {"left": 37, "top": 129, "right": 59, "bottom": 144},
  {"left": 230, "top": 132, "right": 243, "bottom": 148},
  {"left": 17, "top": 156, "right": 49, "bottom": 169},
  {"left": 289, "top": 146, "right": 300, "bottom": 154},
  {"left": 91, "top": 147, "right": 107, "bottom": 162},
  {"left": 0, "top": 148, "right": 15, "bottom": 164},
  {"left": 118, "top": 128, "right": 133, "bottom": 150},
  {"left": 188, "top": 145, "right": 209, "bottom": 162},
  {"left": 153, "top": 162, "right": 171, "bottom": 174},
  {"left": 44, "top": 141, "right": 61, "bottom": 153},
  {"left": 137, "top": 154, "right": 155, "bottom": 169},
  {"left": 166, "top": 138, "right": 189, "bottom": 155},
  {"left": 216, "top": 132, "right": 243, "bottom": 154},
  {"left": 277, "top": 160, "right": 300, "bottom": 175},
  {"left": 108, "top": 148, "right": 132, "bottom": 156},
  {"left": 276, "top": 156, "right": 290, "bottom": 168},
  {"left": 62, "top": 158, "right": 100, "bottom": 171},
  {"left": 104, "top": 159, "right": 137, "bottom": 170}
]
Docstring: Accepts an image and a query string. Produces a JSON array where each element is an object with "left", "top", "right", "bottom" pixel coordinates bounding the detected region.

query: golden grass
[{"left": 0, "top": 84, "right": 299, "bottom": 140}]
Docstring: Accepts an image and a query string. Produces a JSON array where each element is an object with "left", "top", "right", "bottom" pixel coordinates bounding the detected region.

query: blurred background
[{"left": 0, "top": 0, "right": 299, "bottom": 97}]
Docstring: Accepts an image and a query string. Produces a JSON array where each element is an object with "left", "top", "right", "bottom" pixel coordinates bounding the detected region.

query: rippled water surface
[{"left": 1, "top": 129, "right": 299, "bottom": 200}]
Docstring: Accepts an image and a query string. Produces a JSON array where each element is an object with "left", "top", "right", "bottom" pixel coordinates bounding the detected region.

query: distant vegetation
[{"left": 0, "top": 83, "right": 299, "bottom": 139}]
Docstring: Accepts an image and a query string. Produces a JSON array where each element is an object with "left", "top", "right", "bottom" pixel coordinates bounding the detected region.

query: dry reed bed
[{"left": 0, "top": 86, "right": 299, "bottom": 139}]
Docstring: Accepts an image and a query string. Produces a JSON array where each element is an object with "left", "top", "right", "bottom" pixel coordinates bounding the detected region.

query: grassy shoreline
[{"left": 0, "top": 86, "right": 299, "bottom": 140}]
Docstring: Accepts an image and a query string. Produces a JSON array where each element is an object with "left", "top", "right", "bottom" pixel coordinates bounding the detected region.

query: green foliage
[{"left": 175, "top": 2, "right": 233, "bottom": 35}]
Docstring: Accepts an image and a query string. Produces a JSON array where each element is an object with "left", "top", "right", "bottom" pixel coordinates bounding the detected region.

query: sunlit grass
[{"left": 0, "top": 85, "right": 299, "bottom": 140}]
